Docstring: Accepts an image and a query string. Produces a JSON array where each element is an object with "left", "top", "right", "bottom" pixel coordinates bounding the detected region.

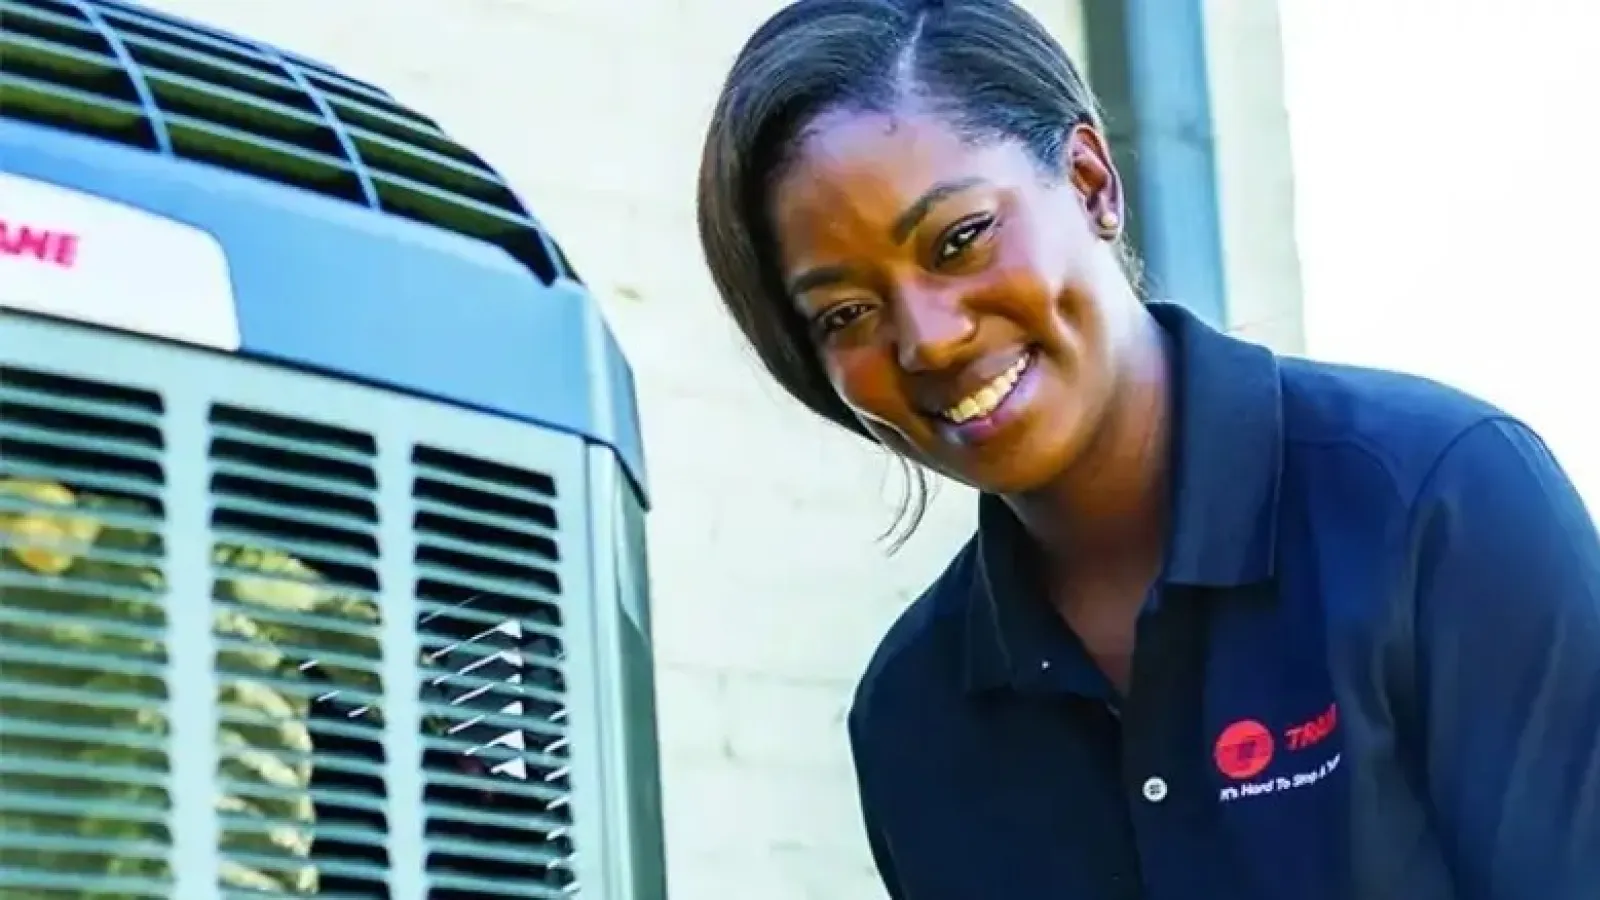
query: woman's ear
[{"left": 1065, "top": 123, "right": 1124, "bottom": 233}]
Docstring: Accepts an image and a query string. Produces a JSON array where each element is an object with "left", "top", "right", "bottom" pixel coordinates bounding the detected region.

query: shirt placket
[{"left": 1119, "top": 590, "right": 1214, "bottom": 900}]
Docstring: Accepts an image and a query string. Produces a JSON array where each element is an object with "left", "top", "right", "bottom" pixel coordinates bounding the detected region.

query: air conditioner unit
[{"left": 0, "top": 1, "right": 666, "bottom": 898}]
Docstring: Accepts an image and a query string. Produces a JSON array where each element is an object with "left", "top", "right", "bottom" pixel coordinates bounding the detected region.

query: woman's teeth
[{"left": 942, "top": 354, "right": 1031, "bottom": 424}]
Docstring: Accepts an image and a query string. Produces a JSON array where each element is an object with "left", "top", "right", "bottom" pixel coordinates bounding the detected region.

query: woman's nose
[{"left": 893, "top": 290, "right": 977, "bottom": 373}]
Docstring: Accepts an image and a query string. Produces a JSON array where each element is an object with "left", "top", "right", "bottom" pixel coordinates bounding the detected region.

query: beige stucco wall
[{"left": 135, "top": 1, "right": 1300, "bottom": 895}]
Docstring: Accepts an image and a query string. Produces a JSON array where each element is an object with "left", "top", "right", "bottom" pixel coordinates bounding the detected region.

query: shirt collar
[{"left": 963, "top": 302, "right": 1284, "bottom": 692}]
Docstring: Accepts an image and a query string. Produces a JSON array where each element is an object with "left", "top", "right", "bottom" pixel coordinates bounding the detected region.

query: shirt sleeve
[
  {"left": 848, "top": 705, "right": 909, "bottom": 900},
  {"left": 1408, "top": 417, "right": 1600, "bottom": 899}
]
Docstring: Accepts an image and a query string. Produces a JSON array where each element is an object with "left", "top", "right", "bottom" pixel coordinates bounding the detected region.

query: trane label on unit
[{"left": 0, "top": 171, "right": 241, "bottom": 350}]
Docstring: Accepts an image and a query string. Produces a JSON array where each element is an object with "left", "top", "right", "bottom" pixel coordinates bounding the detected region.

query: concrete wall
[{"left": 137, "top": 1, "right": 1298, "bottom": 896}]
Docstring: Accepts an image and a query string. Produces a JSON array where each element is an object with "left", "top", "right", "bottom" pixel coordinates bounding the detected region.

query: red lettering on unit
[
  {"left": 1284, "top": 702, "right": 1338, "bottom": 751},
  {"left": 0, "top": 218, "right": 80, "bottom": 268}
]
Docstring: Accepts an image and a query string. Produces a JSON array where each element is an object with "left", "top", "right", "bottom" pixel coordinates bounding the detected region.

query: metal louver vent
[
  {"left": 412, "top": 446, "right": 577, "bottom": 899},
  {"left": 0, "top": 0, "right": 579, "bottom": 285},
  {"left": 0, "top": 365, "right": 173, "bottom": 898},
  {"left": 0, "top": 315, "right": 636, "bottom": 897},
  {"left": 206, "top": 405, "right": 390, "bottom": 896}
]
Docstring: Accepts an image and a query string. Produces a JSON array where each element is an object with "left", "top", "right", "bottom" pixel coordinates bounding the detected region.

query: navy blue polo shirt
[{"left": 847, "top": 303, "right": 1600, "bottom": 900}]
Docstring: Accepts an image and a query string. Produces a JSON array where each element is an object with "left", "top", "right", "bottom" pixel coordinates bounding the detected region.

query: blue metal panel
[
  {"left": 0, "top": 119, "right": 649, "bottom": 504},
  {"left": 1120, "top": 0, "right": 1228, "bottom": 326}
]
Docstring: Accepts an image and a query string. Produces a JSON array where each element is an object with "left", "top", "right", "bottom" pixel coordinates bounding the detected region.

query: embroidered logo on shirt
[
  {"left": 1215, "top": 702, "right": 1342, "bottom": 804},
  {"left": 1214, "top": 719, "right": 1274, "bottom": 779},
  {"left": 1285, "top": 702, "right": 1338, "bottom": 751}
]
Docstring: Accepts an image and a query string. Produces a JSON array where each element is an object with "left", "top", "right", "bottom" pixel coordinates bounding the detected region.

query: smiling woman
[
  {"left": 768, "top": 104, "right": 1149, "bottom": 495},
  {"left": 697, "top": 0, "right": 1157, "bottom": 519},
  {"left": 696, "top": 1, "right": 1600, "bottom": 899}
]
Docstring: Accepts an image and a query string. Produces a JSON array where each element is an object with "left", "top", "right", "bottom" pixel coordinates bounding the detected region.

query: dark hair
[{"left": 697, "top": 0, "right": 1110, "bottom": 547}]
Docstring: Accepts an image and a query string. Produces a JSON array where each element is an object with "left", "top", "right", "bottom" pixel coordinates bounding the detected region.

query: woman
[{"left": 696, "top": 1, "right": 1600, "bottom": 898}]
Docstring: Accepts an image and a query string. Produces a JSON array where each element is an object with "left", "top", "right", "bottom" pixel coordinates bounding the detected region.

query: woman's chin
[
  {"left": 947, "top": 414, "right": 1087, "bottom": 496},
  {"left": 874, "top": 370, "right": 1097, "bottom": 497}
]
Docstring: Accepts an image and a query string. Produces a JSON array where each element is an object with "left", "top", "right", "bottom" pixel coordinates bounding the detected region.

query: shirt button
[{"left": 1141, "top": 777, "right": 1168, "bottom": 803}]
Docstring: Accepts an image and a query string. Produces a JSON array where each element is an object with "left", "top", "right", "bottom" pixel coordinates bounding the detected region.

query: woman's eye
[
  {"left": 936, "top": 215, "right": 995, "bottom": 263},
  {"left": 814, "top": 302, "right": 871, "bottom": 336}
]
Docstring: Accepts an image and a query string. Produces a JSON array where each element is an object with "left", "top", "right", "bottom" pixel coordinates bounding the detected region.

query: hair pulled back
[{"left": 696, "top": 0, "right": 1108, "bottom": 544}]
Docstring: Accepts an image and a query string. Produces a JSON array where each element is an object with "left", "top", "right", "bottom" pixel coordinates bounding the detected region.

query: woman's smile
[
  {"left": 928, "top": 348, "right": 1040, "bottom": 446},
  {"left": 767, "top": 106, "right": 1128, "bottom": 493}
]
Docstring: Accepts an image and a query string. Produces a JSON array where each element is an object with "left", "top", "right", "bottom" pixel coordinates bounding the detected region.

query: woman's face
[{"left": 769, "top": 105, "right": 1132, "bottom": 494}]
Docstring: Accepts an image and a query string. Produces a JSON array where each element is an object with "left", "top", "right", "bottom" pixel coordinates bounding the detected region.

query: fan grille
[{"left": 0, "top": 0, "right": 580, "bottom": 285}]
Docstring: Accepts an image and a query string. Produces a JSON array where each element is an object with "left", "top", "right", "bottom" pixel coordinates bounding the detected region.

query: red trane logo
[
  {"left": 1285, "top": 702, "right": 1338, "bottom": 751},
  {"left": 0, "top": 218, "right": 80, "bottom": 269},
  {"left": 1214, "top": 719, "right": 1274, "bottom": 780}
]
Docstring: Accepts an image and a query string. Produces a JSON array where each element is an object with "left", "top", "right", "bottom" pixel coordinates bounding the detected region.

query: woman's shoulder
[
  {"left": 849, "top": 537, "right": 981, "bottom": 731},
  {"left": 1276, "top": 354, "right": 1517, "bottom": 500}
]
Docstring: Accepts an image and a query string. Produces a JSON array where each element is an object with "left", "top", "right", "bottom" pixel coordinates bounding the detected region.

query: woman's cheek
[{"left": 828, "top": 351, "right": 912, "bottom": 431}]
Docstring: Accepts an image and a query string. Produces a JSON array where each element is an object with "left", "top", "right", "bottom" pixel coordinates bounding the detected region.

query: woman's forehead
[
  {"left": 792, "top": 110, "right": 971, "bottom": 179},
  {"left": 775, "top": 109, "right": 1033, "bottom": 214}
]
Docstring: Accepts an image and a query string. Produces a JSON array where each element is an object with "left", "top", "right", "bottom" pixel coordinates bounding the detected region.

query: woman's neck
[{"left": 1006, "top": 307, "right": 1172, "bottom": 578}]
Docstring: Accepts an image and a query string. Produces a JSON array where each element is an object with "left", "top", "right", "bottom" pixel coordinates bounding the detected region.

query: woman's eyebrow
[
  {"left": 788, "top": 264, "right": 852, "bottom": 296},
  {"left": 890, "top": 177, "right": 986, "bottom": 244},
  {"left": 786, "top": 177, "right": 989, "bottom": 297}
]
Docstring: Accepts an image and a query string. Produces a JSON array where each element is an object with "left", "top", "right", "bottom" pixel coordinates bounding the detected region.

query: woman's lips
[{"left": 935, "top": 350, "right": 1039, "bottom": 446}]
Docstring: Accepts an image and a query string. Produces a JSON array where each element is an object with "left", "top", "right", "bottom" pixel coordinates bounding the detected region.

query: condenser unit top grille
[{"left": 0, "top": 0, "right": 578, "bottom": 284}]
